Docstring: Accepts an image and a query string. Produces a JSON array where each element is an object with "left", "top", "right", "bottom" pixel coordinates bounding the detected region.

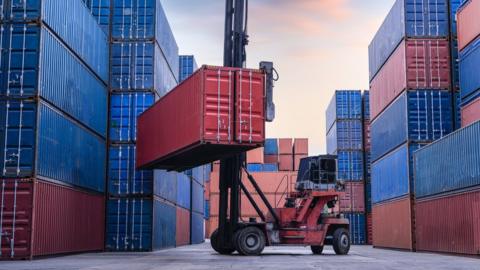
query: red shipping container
[
  {"left": 294, "top": 154, "right": 308, "bottom": 171},
  {"left": 366, "top": 213, "right": 373, "bottom": 245},
  {"left": 0, "top": 179, "right": 105, "bottom": 260},
  {"left": 461, "top": 96, "right": 480, "bottom": 127},
  {"left": 339, "top": 182, "right": 365, "bottom": 213},
  {"left": 363, "top": 120, "right": 371, "bottom": 151},
  {"left": 206, "top": 216, "right": 218, "bottom": 238},
  {"left": 264, "top": 154, "right": 279, "bottom": 164},
  {"left": 278, "top": 154, "right": 294, "bottom": 171},
  {"left": 137, "top": 66, "right": 265, "bottom": 170},
  {"left": 247, "top": 147, "right": 264, "bottom": 164},
  {"left": 370, "top": 39, "right": 451, "bottom": 120},
  {"left": 293, "top": 138, "right": 308, "bottom": 154},
  {"left": 176, "top": 207, "right": 191, "bottom": 247},
  {"left": 415, "top": 189, "right": 480, "bottom": 255},
  {"left": 458, "top": 0, "right": 480, "bottom": 51},
  {"left": 278, "top": 138, "right": 293, "bottom": 155},
  {"left": 372, "top": 197, "right": 414, "bottom": 251},
  {"left": 209, "top": 171, "right": 298, "bottom": 195}
]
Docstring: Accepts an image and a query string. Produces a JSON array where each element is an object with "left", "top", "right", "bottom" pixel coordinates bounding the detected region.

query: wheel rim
[
  {"left": 340, "top": 234, "right": 349, "bottom": 248},
  {"left": 245, "top": 233, "right": 260, "bottom": 250}
]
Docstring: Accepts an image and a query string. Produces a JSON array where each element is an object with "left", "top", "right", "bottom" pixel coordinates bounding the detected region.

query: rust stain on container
[
  {"left": 372, "top": 197, "right": 414, "bottom": 250},
  {"left": 415, "top": 189, "right": 480, "bottom": 255}
]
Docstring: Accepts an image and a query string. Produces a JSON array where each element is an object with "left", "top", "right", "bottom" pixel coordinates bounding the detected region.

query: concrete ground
[{"left": 1, "top": 242, "right": 479, "bottom": 270}]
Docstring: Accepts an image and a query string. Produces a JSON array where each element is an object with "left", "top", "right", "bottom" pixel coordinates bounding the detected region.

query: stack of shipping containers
[
  {"left": 368, "top": 0, "right": 454, "bottom": 250},
  {"left": 458, "top": 0, "right": 480, "bottom": 125},
  {"left": 412, "top": 0, "right": 480, "bottom": 256},
  {"left": 178, "top": 55, "right": 208, "bottom": 245},
  {"left": 326, "top": 90, "right": 366, "bottom": 245},
  {"left": 103, "top": 0, "right": 182, "bottom": 251},
  {"left": 0, "top": 0, "right": 108, "bottom": 259},
  {"left": 362, "top": 92, "right": 373, "bottom": 245}
]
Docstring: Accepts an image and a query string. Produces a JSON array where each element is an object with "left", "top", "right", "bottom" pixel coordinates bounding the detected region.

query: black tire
[
  {"left": 311, "top": 245, "right": 324, "bottom": 255},
  {"left": 332, "top": 228, "right": 350, "bottom": 255},
  {"left": 210, "top": 229, "right": 235, "bottom": 255},
  {"left": 235, "top": 226, "right": 266, "bottom": 256}
]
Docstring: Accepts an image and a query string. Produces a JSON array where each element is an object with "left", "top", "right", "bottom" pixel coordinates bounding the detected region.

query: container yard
[{"left": 0, "top": 0, "right": 479, "bottom": 269}]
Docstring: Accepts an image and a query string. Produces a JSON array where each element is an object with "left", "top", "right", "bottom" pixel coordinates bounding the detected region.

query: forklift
[{"left": 212, "top": 0, "right": 351, "bottom": 256}]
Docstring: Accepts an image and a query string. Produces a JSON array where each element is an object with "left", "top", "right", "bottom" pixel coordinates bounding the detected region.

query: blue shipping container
[
  {"left": 191, "top": 165, "right": 206, "bottom": 185},
  {"left": 372, "top": 143, "right": 423, "bottom": 204},
  {"left": 191, "top": 212, "right": 205, "bottom": 245},
  {"left": 363, "top": 91, "right": 370, "bottom": 119},
  {"left": 154, "top": 170, "right": 177, "bottom": 204},
  {"left": 326, "top": 90, "right": 362, "bottom": 132},
  {"left": 450, "top": 0, "right": 462, "bottom": 37},
  {"left": 191, "top": 181, "right": 204, "bottom": 215},
  {"left": 152, "top": 199, "right": 176, "bottom": 250},
  {"left": 344, "top": 213, "right": 366, "bottom": 245},
  {"left": 2, "top": 0, "right": 109, "bottom": 81},
  {"left": 176, "top": 173, "right": 191, "bottom": 210},
  {"left": 0, "top": 100, "right": 106, "bottom": 192},
  {"left": 459, "top": 36, "right": 480, "bottom": 102},
  {"left": 0, "top": 24, "right": 108, "bottom": 136},
  {"left": 337, "top": 151, "right": 364, "bottom": 181},
  {"left": 109, "top": 92, "right": 155, "bottom": 142},
  {"left": 106, "top": 197, "right": 153, "bottom": 251},
  {"left": 371, "top": 90, "right": 453, "bottom": 162},
  {"left": 204, "top": 200, "right": 210, "bottom": 219},
  {"left": 368, "top": 0, "right": 449, "bottom": 81},
  {"left": 111, "top": 0, "right": 179, "bottom": 81},
  {"left": 326, "top": 120, "right": 363, "bottom": 154},
  {"left": 414, "top": 121, "right": 480, "bottom": 198},
  {"left": 108, "top": 144, "right": 153, "bottom": 196},
  {"left": 264, "top": 138, "right": 279, "bottom": 155},
  {"left": 110, "top": 41, "right": 177, "bottom": 96},
  {"left": 246, "top": 163, "right": 279, "bottom": 172},
  {"left": 179, "top": 55, "right": 198, "bottom": 82},
  {"left": 82, "top": 0, "right": 111, "bottom": 33}
]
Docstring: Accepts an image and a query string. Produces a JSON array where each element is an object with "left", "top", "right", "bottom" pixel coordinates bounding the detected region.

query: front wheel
[
  {"left": 235, "top": 226, "right": 266, "bottom": 256},
  {"left": 210, "top": 229, "right": 235, "bottom": 255},
  {"left": 332, "top": 228, "right": 350, "bottom": 255},
  {"left": 311, "top": 245, "right": 324, "bottom": 255}
]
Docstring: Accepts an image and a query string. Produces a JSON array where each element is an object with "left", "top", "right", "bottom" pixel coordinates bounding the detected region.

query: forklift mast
[{"left": 217, "top": 0, "right": 249, "bottom": 251}]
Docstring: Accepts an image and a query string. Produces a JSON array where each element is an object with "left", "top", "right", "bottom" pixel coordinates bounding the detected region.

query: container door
[
  {"left": 235, "top": 70, "right": 265, "bottom": 143},
  {"left": 203, "top": 68, "right": 235, "bottom": 143}
]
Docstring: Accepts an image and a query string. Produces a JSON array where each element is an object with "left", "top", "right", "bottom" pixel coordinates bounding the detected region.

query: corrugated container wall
[
  {"left": 368, "top": 0, "right": 449, "bottom": 81},
  {"left": 110, "top": 0, "right": 179, "bottom": 82},
  {"left": 344, "top": 213, "right": 367, "bottom": 245},
  {"left": 369, "top": 39, "right": 451, "bottom": 120},
  {"left": 371, "top": 91, "right": 453, "bottom": 162},
  {"left": 326, "top": 90, "right": 362, "bottom": 132},
  {"left": 461, "top": 96, "right": 480, "bottom": 126},
  {"left": 152, "top": 199, "right": 176, "bottom": 250},
  {"left": 0, "top": 179, "right": 105, "bottom": 259},
  {"left": 414, "top": 121, "right": 480, "bottom": 198},
  {"left": 457, "top": 0, "right": 480, "bottom": 51},
  {"left": 179, "top": 55, "right": 198, "bottom": 82},
  {"left": 415, "top": 189, "right": 480, "bottom": 255},
  {"left": 136, "top": 66, "right": 265, "bottom": 170},
  {"left": 459, "top": 37, "right": 480, "bottom": 103},
  {"left": 372, "top": 197, "right": 414, "bottom": 250},
  {"left": 82, "top": 0, "right": 111, "bottom": 33}
]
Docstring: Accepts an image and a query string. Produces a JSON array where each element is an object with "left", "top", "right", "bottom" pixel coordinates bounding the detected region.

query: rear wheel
[
  {"left": 210, "top": 229, "right": 235, "bottom": 255},
  {"left": 235, "top": 226, "right": 266, "bottom": 256},
  {"left": 310, "top": 245, "right": 324, "bottom": 255},
  {"left": 332, "top": 228, "right": 350, "bottom": 255}
]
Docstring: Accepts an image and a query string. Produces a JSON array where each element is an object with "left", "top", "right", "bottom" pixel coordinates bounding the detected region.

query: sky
[{"left": 161, "top": 0, "right": 395, "bottom": 154}]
